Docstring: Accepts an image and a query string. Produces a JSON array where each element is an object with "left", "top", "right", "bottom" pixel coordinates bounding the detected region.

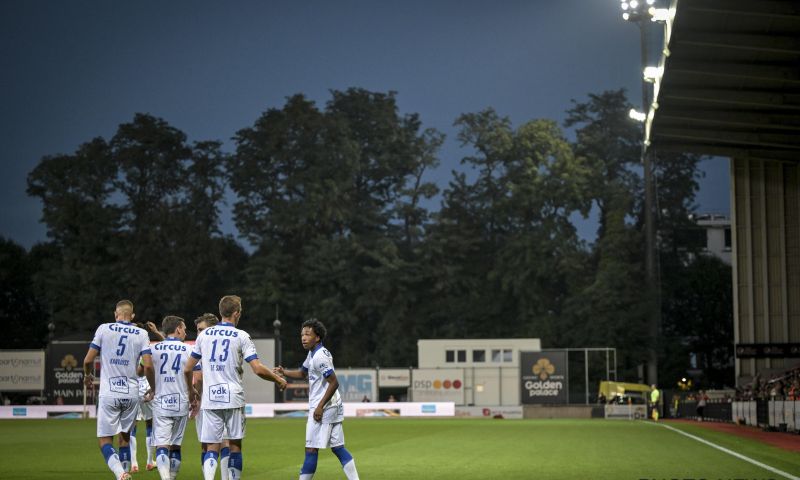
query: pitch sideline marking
[{"left": 649, "top": 421, "right": 800, "bottom": 480}]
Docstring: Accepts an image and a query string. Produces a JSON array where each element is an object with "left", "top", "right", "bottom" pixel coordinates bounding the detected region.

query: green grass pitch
[{"left": 2, "top": 418, "right": 799, "bottom": 479}]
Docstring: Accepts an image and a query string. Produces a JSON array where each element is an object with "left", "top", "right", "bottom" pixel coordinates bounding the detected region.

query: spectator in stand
[
  {"left": 789, "top": 379, "right": 800, "bottom": 401},
  {"left": 696, "top": 391, "right": 708, "bottom": 422}
]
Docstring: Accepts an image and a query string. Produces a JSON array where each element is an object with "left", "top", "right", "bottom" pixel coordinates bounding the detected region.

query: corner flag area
[{"left": 3, "top": 418, "right": 800, "bottom": 479}]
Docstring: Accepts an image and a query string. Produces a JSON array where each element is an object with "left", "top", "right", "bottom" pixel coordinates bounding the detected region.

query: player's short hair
[
  {"left": 219, "top": 295, "right": 242, "bottom": 318},
  {"left": 194, "top": 313, "right": 219, "bottom": 327},
  {"left": 302, "top": 318, "right": 327, "bottom": 342},
  {"left": 116, "top": 299, "right": 134, "bottom": 313},
  {"left": 162, "top": 316, "right": 185, "bottom": 335}
]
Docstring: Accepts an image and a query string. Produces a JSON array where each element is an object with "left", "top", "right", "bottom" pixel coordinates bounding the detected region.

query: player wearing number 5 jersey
[
  {"left": 151, "top": 316, "right": 192, "bottom": 480},
  {"left": 83, "top": 299, "right": 155, "bottom": 480},
  {"left": 184, "top": 295, "right": 287, "bottom": 480}
]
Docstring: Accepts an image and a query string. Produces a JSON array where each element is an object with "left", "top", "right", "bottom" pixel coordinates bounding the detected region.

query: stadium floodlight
[
  {"left": 621, "top": 0, "right": 645, "bottom": 22},
  {"left": 642, "top": 66, "right": 662, "bottom": 83},
  {"left": 629, "top": 109, "right": 647, "bottom": 122},
  {"left": 648, "top": 7, "right": 670, "bottom": 22},
  {"left": 645, "top": 0, "right": 656, "bottom": 5}
]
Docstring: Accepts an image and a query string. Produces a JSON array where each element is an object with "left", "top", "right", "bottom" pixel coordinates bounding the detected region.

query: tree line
[{"left": 1, "top": 88, "right": 733, "bottom": 387}]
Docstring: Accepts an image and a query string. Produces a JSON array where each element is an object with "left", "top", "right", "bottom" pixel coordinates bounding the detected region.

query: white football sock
[
  {"left": 343, "top": 459, "right": 359, "bottom": 480},
  {"left": 147, "top": 439, "right": 155, "bottom": 465},
  {"left": 130, "top": 435, "right": 138, "bottom": 468},
  {"left": 220, "top": 454, "right": 229, "bottom": 480},
  {"left": 203, "top": 456, "right": 218, "bottom": 480},
  {"left": 156, "top": 452, "right": 171, "bottom": 480},
  {"left": 107, "top": 453, "right": 125, "bottom": 478}
]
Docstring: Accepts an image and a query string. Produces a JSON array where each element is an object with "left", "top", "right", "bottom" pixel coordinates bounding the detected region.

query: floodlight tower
[{"left": 621, "top": 0, "right": 661, "bottom": 386}]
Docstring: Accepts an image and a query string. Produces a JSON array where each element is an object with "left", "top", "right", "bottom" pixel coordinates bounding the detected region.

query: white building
[
  {"left": 694, "top": 213, "right": 732, "bottom": 265},
  {"left": 415, "top": 338, "right": 540, "bottom": 406}
]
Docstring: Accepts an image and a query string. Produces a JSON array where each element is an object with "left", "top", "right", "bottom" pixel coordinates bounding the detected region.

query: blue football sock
[
  {"left": 300, "top": 450, "right": 318, "bottom": 479},
  {"left": 119, "top": 445, "right": 132, "bottom": 472},
  {"left": 331, "top": 446, "right": 353, "bottom": 465},
  {"left": 228, "top": 452, "right": 242, "bottom": 480},
  {"left": 170, "top": 448, "right": 182, "bottom": 475},
  {"left": 101, "top": 444, "right": 116, "bottom": 462}
]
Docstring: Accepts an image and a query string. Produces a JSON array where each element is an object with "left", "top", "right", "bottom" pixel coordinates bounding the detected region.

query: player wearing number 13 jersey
[
  {"left": 83, "top": 299, "right": 155, "bottom": 480},
  {"left": 184, "top": 295, "right": 287, "bottom": 480}
]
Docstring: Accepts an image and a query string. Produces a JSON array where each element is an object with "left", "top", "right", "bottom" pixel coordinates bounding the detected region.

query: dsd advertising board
[{"left": 520, "top": 351, "right": 568, "bottom": 404}]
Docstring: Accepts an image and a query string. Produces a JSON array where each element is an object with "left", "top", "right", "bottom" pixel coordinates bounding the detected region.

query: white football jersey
[
  {"left": 302, "top": 344, "right": 342, "bottom": 422},
  {"left": 90, "top": 322, "right": 152, "bottom": 399},
  {"left": 137, "top": 366, "right": 151, "bottom": 399},
  {"left": 151, "top": 338, "right": 192, "bottom": 416},
  {"left": 190, "top": 322, "right": 258, "bottom": 410}
]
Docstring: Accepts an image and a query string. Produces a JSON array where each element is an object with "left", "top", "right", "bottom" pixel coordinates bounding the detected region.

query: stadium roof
[{"left": 644, "top": 0, "right": 800, "bottom": 163}]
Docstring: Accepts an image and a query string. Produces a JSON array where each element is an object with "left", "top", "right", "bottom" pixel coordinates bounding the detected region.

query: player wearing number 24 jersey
[{"left": 151, "top": 315, "right": 192, "bottom": 480}]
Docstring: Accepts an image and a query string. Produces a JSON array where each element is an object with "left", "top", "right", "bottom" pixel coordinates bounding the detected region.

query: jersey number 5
[{"left": 116, "top": 335, "right": 128, "bottom": 356}]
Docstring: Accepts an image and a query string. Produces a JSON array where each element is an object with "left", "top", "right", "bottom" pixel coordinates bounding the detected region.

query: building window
[
  {"left": 445, "top": 350, "right": 454, "bottom": 363},
  {"left": 491, "top": 349, "right": 501, "bottom": 362},
  {"left": 457, "top": 350, "right": 466, "bottom": 362},
  {"left": 473, "top": 350, "right": 486, "bottom": 362},
  {"left": 503, "top": 349, "right": 513, "bottom": 363},
  {"left": 724, "top": 228, "right": 732, "bottom": 250}
]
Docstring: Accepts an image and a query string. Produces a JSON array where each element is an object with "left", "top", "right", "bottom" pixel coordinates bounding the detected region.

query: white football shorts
[
  {"left": 97, "top": 396, "right": 139, "bottom": 437},
  {"left": 137, "top": 399, "right": 153, "bottom": 421},
  {"left": 195, "top": 409, "right": 204, "bottom": 443},
  {"left": 306, "top": 417, "right": 345, "bottom": 449},
  {"left": 200, "top": 407, "right": 245, "bottom": 443},
  {"left": 152, "top": 411, "right": 188, "bottom": 446}
]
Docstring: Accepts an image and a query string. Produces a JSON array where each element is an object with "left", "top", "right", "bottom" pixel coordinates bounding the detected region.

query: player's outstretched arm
[
  {"left": 249, "top": 359, "right": 288, "bottom": 390},
  {"left": 274, "top": 365, "right": 307, "bottom": 380},
  {"left": 145, "top": 321, "right": 165, "bottom": 341}
]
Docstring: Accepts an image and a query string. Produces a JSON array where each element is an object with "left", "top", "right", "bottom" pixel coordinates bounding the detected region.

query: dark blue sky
[{"left": 1, "top": 0, "right": 729, "bottom": 250}]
